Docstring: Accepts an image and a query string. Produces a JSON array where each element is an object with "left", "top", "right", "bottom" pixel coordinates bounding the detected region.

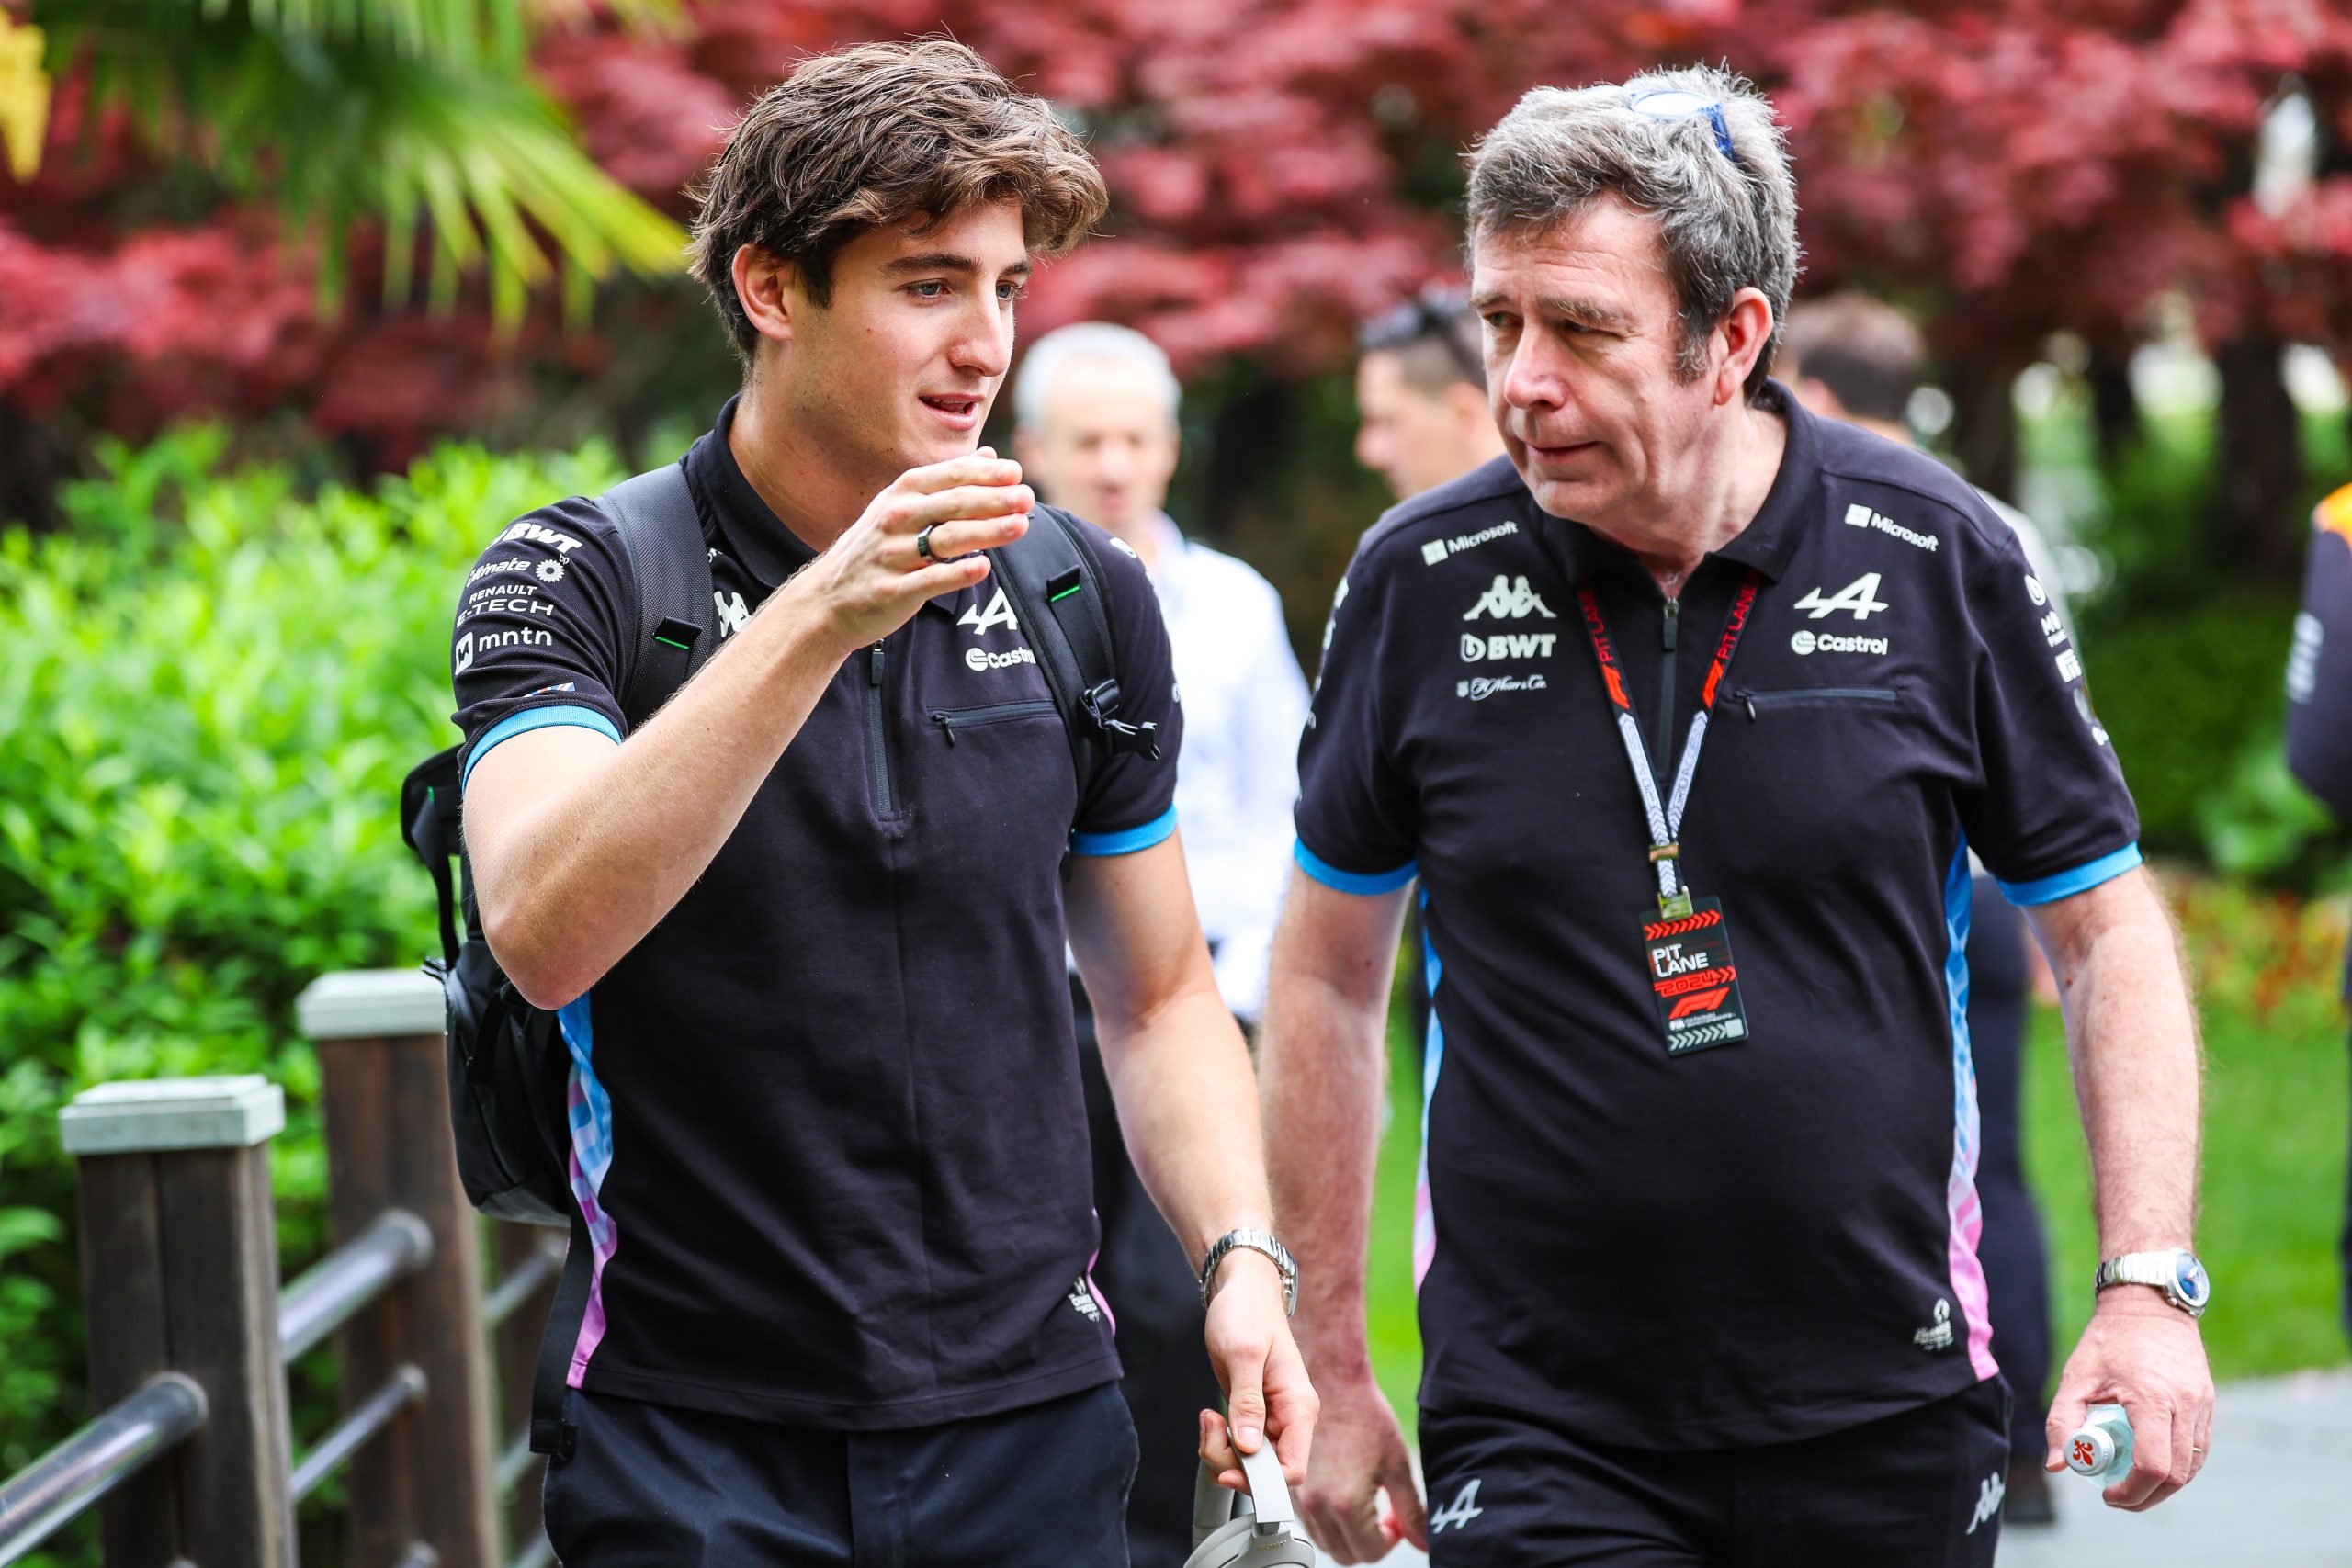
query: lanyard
[{"left": 1575, "top": 571, "right": 1763, "bottom": 915}]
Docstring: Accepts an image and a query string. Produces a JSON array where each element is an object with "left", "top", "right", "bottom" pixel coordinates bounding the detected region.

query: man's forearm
[
  {"left": 2040, "top": 868, "right": 2203, "bottom": 1255},
  {"left": 1257, "top": 880, "right": 1403, "bottom": 1376},
  {"left": 471, "top": 582, "right": 850, "bottom": 1005},
  {"left": 1099, "top": 984, "right": 1273, "bottom": 1266}
]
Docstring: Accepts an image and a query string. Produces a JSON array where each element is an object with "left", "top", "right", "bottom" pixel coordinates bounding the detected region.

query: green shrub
[
  {"left": 0, "top": 430, "right": 621, "bottom": 1503},
  {"left": 2083, "top": 589, "right": 2302, "bottom": 861}
]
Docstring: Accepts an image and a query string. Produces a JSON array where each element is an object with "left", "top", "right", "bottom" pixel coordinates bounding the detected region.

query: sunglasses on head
[
  {"left": 1365, "top": 288, "right": 1484, "bottom": 382},
  {"left": 1627, "top": 88, "right": 1743, "bottom": 170}
]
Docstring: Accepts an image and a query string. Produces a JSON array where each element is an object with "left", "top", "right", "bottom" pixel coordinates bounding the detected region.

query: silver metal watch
[
  {"left": 2093, "top": 1248, "right": 2211, "bottom": 1318},
  {"left": 1198, "top": 1227, "right": 1298, "bottom": 1317}
]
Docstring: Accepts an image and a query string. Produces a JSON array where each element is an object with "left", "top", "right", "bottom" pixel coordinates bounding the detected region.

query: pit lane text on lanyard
[{"left": 1575, "top": 572, "right": 1762, "bottom": 1056}]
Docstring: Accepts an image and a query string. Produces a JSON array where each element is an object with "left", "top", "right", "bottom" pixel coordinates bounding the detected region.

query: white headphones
[{"left": 1183, "top": 1441, "right": 1317, "bottom": 1568}]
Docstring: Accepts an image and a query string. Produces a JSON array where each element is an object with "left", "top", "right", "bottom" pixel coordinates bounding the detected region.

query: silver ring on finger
[{"left": 915, "top": 524, "right": 939, "bottom": 561}]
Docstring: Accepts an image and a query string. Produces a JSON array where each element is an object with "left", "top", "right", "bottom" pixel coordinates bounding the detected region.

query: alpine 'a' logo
[
  {"left": 1793, "top": 571, "right": 1889, "bottom": 620},
  {"left": 1464, "top": 575, "right": 1556, "bottom": 621},
  {"left": 958, "top": 587, "right": 1019, "bottom": 636}
]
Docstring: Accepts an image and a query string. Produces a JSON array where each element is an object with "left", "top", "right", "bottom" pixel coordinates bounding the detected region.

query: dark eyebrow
[{"left": 883, "top": 252, "right": 1033, "bottom": 278}]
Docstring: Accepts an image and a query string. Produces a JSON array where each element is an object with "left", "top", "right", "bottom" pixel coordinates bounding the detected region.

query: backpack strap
[
  {"left": 988, "top": 506, "right": 1158, "bottom": 808},
  {"left": 600, "top": 464, "right": 717, "bottom": 730},
  {"left": 527, "top": 1207, "right": 594, "bottom": 1459},
  {"left": 399, "top": 747, "right": 465, "bottom": 968}
]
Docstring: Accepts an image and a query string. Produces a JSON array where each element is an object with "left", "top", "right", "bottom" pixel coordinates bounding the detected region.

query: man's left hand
[
  {"left": 1197, "top": 1250, "right": 1319, "bottom": 1494},
  {"left": 2043, "top": 1293, "right": 2213, "bottom": 1510}
]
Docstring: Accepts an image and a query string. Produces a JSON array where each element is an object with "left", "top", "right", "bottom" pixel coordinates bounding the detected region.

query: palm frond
[{"left": 26, "top": 0, "right": 689, "bottom": 323}]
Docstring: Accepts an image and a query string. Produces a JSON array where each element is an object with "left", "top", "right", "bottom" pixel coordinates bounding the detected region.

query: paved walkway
[{"left": 1300, "top": 1371, "right": 2352, "bottom": 1568}]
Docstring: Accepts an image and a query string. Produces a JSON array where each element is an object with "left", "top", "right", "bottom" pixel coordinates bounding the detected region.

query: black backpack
[{"left": 399, "top": 462, "right": 1150, "bottom": 1452}]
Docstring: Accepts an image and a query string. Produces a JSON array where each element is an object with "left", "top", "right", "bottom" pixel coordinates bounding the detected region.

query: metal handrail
[
  {"left": 0, "top": 1372, "right": 208, "bottom": 1566},
  {"left": 291, "top": 1365, "right": 428, "bottom": 1502},
  {"left": 482, "top": 1237, "right": 562, "bottom": 1331},
  {"left": 281, "top": 1210, "right": 435, "bottom": 1360}
]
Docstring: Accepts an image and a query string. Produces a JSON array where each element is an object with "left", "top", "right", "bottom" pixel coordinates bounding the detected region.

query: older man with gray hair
[
  {"left": 1013, "top": 321, "right": 1311, "bottom": 1566},
  {"left": 1253, "top": 66, "right": 2213, "bottom": 1565}
]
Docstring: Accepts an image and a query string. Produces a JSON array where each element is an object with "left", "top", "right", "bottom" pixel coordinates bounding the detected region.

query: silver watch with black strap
[
  {"left": 2092, "top": 1247, "right": 2211, "bottom": 1319},
  {"left": 1199, "top": 1227, "right": 1298, "bottom": 1317}
]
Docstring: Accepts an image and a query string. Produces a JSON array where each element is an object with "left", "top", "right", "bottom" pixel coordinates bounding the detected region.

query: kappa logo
[
  {"left": 1464, "top": 574, "right": 1556, "bottom": 621},
  {"left": 500, "top": 521, "right": 585, "bottom": 557},
  {"left": 1429, "top": 1478, "right": 1485, "bottom": 1534},
  {"left": 1792, "top": 572, "right": 1889, "bottom": 620},
  {"left": 1419, "top": 521, "right": 1519, "bottom": 566},
  {"left": 1066, "top": 1277, "right": 1102, "bottom": 1323},
  {"left": 1964, "top": 1469, "right": 2005, "bottom": 1536},
  {"left": 1456, "top": 673, "right": 1547, "bottom": 700},
  {"left": 1460, "top": 632, "right": 1558, "bottom": 662},
  {"left": 958, "top": 586, "right": 1020, "bottom": 636},
  {"left": 1914, "top": 1297, "right": 1954, "bottom": 1352},
  {"left": 966, "top": 645, "right": 1037, "bottom": 671},
  {"left": 1842, "top": 502, "right": 1939, "bottom": 551},
  {"left": 714, "top": 590, "right": 751, "bottom": 639}
]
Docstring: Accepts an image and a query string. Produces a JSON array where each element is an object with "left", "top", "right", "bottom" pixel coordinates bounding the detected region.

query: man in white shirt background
[{"left": 1015, "top": 321, "right": 1312, "bottom": 1564}]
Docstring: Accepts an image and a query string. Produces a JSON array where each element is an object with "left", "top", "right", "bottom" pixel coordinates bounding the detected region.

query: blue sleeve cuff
[
  {"left": 1294, "top": 839, "right": 1418, "bottom": 896},
  {"left": 1071, "top": 806, "right": 1178, "bottom": 857},
  {"left": 463, "top": 704, "right": 622, "bottom": 790},
  {"left": 1998, "top": 841, "right": 2143, "bottom": 906}
]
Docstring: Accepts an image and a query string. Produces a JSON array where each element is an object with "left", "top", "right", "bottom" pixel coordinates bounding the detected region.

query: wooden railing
[{"left": 0, "top": 971, "right": 561, "bottom": 1568}]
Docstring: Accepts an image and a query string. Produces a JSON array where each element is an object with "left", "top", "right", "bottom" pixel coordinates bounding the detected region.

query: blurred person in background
[
  {"left": 1355, "top": 289, "right": 1510, "bottom": 502},
  {"left": 1261, "top": 67, "right": 2212, "bottom": 1567},
  {"left": 1353, "top": 290, "right": 1511, "bottom": 1065},
  {"left": 2285, "top": 481, "right": 2352, "bottom": 1347},
  {"left": 1015, "top": 321, "right": 1311, "bottom": 1567},
  {"left": 1781, "top": 290, "right": 2074, "bottom": 1526}
]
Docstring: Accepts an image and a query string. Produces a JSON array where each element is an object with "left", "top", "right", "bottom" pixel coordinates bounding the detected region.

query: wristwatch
[
  {"left": 2093, "top": 1248, "right": 2211, "bottom": 1318},
  {"left": 1199, "top": 1227, "right": 1298, "bottom": 1317}
]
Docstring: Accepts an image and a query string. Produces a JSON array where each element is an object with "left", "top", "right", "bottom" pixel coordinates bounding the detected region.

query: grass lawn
[{"left": 1361, "top": 877, "right": 2351, "bottom": 1430}]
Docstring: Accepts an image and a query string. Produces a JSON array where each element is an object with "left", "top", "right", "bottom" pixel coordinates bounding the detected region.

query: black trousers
[
  {"left": 1418, "top": 1380, "right": 2012, "bottom": 1568},
  {"left": 1073, "top": 979, "right": 1227, "bottom": 1568},
  {"left": 542, "top": 1382, "right": 1136, "bottom": 1566},
  {"left": 1966, "top": 875, "right": 2052, "bottom": 1463}
]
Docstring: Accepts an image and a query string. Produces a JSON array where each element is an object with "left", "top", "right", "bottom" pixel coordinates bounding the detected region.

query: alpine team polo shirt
[
  {"left": 447, "top": 399, "right": 1182, "bottom": 1428},
  {"left": 1295, "top": 384, "right": 2140, "bottom": 1448}
]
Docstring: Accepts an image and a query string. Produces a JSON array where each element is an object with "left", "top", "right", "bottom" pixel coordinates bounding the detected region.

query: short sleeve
[
  {"left": 1954, "top": 523, "right": 2142, "bottom": 904},
  {"left": 2286, "top": 504, "right": 2352, "bottom": 818},
  {"left": 1069, "top": 526, "right": 1185, "bottom": 855},
  {"left": 449, "top": 497, "right": 634, "bottom": 790},
  {"left": 1292, "top": 547, "right": 1419, "bottom": 893}
]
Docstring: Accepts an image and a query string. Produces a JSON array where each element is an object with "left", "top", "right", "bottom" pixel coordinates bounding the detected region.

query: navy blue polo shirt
[
  {"left": 2286, "top": 484, "right": 2352, "bottom": 995},
  {"left": 447, "top": 400, "right": 1182, "bottom": 1428},
  {"left": 1296, "top": 385, "right": 2140, "bottom": 1448}
]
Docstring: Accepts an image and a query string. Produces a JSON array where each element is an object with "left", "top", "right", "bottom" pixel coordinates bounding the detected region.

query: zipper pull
[
  {"left": 1662, "top": 597, "right": 1679, "bottom": 653},
  {"left": 933, "top": 711, "right": 956, "bottom": 745},
  {"left": 1733, "top": 686, "right": 1758, "bottom": 722},
  {"left": 870, "top": 644, "right": 887, "bottom": 685}
]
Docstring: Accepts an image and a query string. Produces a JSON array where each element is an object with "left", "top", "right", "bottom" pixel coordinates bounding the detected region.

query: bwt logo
[{"left": 1461, "top": 633, "right": 1557, "bottom": 662}]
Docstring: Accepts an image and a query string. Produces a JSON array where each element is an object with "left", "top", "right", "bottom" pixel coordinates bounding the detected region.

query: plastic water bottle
[{"left": 2064, "top": 1404, "right": 2135, "bottom": 1482}]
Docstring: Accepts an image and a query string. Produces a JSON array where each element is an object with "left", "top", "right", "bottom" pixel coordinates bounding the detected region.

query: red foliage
[{"left": 6, "top": 0, "right": 2350, "bottom": 459}]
